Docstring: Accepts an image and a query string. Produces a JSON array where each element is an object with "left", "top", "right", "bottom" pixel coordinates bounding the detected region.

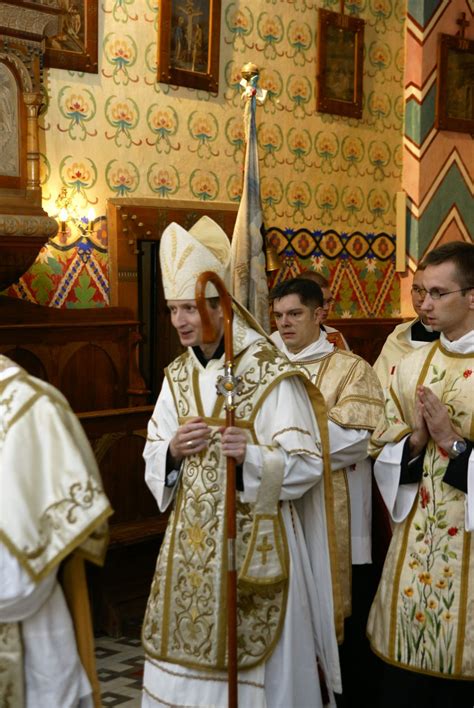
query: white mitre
[{"left": 159, "top": 216, "right": 231, "bottom": 300}]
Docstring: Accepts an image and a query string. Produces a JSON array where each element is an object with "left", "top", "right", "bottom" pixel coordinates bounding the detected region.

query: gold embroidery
[
  {"left": 256, "top": 535, "right": 273, "bottom": 565},
  {"left": 272, "top": 426, "right": 313, "bottom": 439},
  {"left": 143, "top": 339, "right": 295, "bottom": 671},
  {"left": 145, "top": 654, "right": 265, "bottom": 687}
]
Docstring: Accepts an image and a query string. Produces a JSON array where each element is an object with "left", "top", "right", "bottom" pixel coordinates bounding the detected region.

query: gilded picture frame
[
  {"left": 435, "top": 33, "right": 474, "bottom": 134},
  {"left": 316, "top": 9, "right": 365, "bottom": 120},
  {"left": 44, "top": 0, "right": 99, "bottom": 74},
  {"left": 157, "top": 0, "right": 221, "bottom": 92}
]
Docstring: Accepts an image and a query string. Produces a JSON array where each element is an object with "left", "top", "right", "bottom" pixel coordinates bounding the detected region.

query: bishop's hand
[{"left": 169, "top": 417, "right": 211, "bottom": 463}]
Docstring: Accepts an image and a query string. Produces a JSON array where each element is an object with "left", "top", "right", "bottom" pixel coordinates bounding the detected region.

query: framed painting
[
  {"left": 0, "top": 60, "right": 26, "bottom": 191},
  {"left": 157, "top": 0, "right": 221, "bottom": 92},
  {"left": 435, "top": 32, "right": 474, "bottom": 134},
  {"left": 316, "top": 9, "right": 364, "bottom": 119},
  {"left": 44, "top": 0, "right": 98, "bottom": 74}
]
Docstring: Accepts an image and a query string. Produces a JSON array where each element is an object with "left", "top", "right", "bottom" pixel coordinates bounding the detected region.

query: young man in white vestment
[
  {"left": 141, "top": 216, "right": 342, "bottom": 708},
  {"left": 0, "top": 355, "right": 112, "bottom": 707},
  {"left": 373, "top": 264, "right": 439, "bottom": 392},
  {"left": 293, "top": 271, "right": 350, "bottom": 352},
  {"left": 269, "top": 278, "right": 384, "bottom": 706},
  {"left": 368, "top": 241, "right": 474, "bottom": 707}
]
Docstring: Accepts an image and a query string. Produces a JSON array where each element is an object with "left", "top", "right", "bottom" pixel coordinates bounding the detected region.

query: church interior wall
[{"left": 3, "top": 0, "right": 472, "bottom": 319}]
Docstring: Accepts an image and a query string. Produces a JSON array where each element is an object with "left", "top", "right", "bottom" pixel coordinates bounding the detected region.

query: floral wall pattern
[{"left": 7, "top": 0, "right": 407, "bottom": 315}]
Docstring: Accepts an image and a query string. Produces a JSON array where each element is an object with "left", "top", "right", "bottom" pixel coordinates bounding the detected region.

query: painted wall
[
  {"left": 397, "top": 0, "right": 474, "bottom": 316},
  {"left": 7, "top": 0, "right": 408, "bottom": 315}
]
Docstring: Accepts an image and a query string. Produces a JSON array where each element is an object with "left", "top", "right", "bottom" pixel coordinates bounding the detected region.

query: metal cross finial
[{"left": 456, "top": 12, "right": 470, "bottom": 39}]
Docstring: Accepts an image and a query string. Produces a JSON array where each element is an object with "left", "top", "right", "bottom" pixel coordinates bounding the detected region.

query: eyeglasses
[
  {"left": 423, "top": 286, "right": 474, "bottom": 301},
  {"left": 411, "top": 286, "right": 426, "bottom": 296}
]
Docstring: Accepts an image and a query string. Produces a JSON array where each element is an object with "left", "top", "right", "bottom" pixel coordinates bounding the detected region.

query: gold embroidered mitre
[{"left": 159, "top": 216, "right": 231, "bottom": 300}]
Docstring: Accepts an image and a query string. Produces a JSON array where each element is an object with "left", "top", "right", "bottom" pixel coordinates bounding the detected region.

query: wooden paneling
[
  {"left": 327, "top": 317, "right": 403, "bottom": 364},
  {"left": 78, "top": 406, "right": 168, "bottom": 545},
  {"left": 0, "top": 295, "right": 161, "bottom": 636},
  {"left": 0, "top": 295, "right": 148, "bottom": 410},
  {"left": 79, "top": 406, "right": 168, "bottom": 637}
]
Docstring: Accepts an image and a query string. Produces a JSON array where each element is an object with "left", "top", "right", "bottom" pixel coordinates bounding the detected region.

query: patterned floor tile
[{"left": 96, "top": 635, "right": 143, "bottom": 706}]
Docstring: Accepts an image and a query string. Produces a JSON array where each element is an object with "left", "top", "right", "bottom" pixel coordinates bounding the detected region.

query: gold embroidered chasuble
[
  {"left": 291, "top": 349, "right": 384, "bottom": 618},
  {"left": 368, "top": 342, "right": 474, "bottom": 679},
  {"left": 0, "top": 356, "right": 112, "bottom": 703},
  {"left": 142, "top": 332, "right": 342, "bottom": 671},
  {"left": 0, "top": 623, "right": 23, "bottom": 707}
]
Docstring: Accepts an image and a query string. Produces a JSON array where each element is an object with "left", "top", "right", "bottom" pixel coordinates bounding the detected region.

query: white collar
[
  {"left": 440, "top": 329, "right": 474, "bottom": 354},
  {"left": 270, "top": 329, "right": 334, "bottom": 362}
]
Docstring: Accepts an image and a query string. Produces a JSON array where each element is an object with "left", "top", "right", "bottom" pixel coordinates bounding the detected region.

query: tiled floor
[{"left": 95, "top": 635, "right": 144, "bottom": 707}]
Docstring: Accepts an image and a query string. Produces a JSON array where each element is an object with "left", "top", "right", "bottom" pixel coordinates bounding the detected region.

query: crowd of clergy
[{"left": 0, "top": 222, "right": 472, "bottom": 708}]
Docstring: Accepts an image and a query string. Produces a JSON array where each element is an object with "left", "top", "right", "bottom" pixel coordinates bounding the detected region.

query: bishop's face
[{"left": 167, "top": 299, "right": 223, "bottom": 357}]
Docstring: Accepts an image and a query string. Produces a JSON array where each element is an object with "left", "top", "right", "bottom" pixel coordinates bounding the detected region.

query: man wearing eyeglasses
[
  {"left": 367, "top": 241, "right": 474, "bottom": 707},
  {"left": 373, "top": 264, "right": 440, "bottom": 391}
]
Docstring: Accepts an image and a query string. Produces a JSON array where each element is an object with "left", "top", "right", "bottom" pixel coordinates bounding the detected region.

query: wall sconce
[
  {"left": 58, "top": 207, "right": 69, "bottom": 244},
  {"left": 87, "top": 207, "right": 96, "bottom": 234}
]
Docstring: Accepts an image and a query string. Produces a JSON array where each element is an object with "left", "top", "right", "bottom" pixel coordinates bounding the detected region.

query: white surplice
[
  {"left": 271, "top": 330, "right": 373, "bottom": 565},
  {"left": 0, "top": 544, "right": 92, "bottom": 708}
]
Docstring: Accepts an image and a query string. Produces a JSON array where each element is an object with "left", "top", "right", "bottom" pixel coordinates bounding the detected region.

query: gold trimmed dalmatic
[
  {"left": 0, "top": 623, "right": 23, "bottom": 708},
  {"left": 292, "top": 349, "right": 384, "bottom": 618},
  {"left": 0, "top": 355, "right": 112, "bottom": 704},
  {"left": 368, "top": 341, "right": 474, "bottom": 679}
]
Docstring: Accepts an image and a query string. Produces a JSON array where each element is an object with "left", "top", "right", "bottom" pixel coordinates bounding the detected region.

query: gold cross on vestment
[{"left": 256, "top": 535, "right": 273, "bottom": 565}]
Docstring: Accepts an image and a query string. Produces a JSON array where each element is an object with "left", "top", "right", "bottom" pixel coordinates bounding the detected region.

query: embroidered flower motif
[
  {"left": 415, "top": 611, "right": 426, "bottom": 623},
  {"left": 463, "top": 369, "right": 472, "bottom": 378},
  {"left": 428, "top": 599, "right": 438, "bottom": 609},
  {"left": 443, "top": 611, "right": 454, "bottom": 622},
  {"left": 443, "top": 566, "right": 454, "bottom": 577},
  {"left": 419, "top": 486, "right": 430, "bottom": 509},
  {"left": 408, "top": 559, "right": 419, "bottom": 569},
  {"left": 448, "top": 527, "right": 458, "bottom": 537},
  {"left": 188, "top": 524, "right": 205, "bottom": 551},
  {"left": 418, "top": 572, "right": 432, "bottom": 585},
  {"left": 436, "top": 578, "right": 447, "bottom": 589},
  {"left": 403, "top": 586, "right": 414, "bottom": 597}
]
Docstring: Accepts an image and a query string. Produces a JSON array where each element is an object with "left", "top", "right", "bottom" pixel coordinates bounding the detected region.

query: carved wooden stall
[
  {"left": 326, "top": 316, "right": 403, "bottom": 364},
  {"left": 0, "top": 294, "right": 167, "bottom": 634}
]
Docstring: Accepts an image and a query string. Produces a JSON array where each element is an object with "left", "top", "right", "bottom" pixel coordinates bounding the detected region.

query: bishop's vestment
[{"left": 142, "top": 310, "right": 342, "bottom": 708}]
